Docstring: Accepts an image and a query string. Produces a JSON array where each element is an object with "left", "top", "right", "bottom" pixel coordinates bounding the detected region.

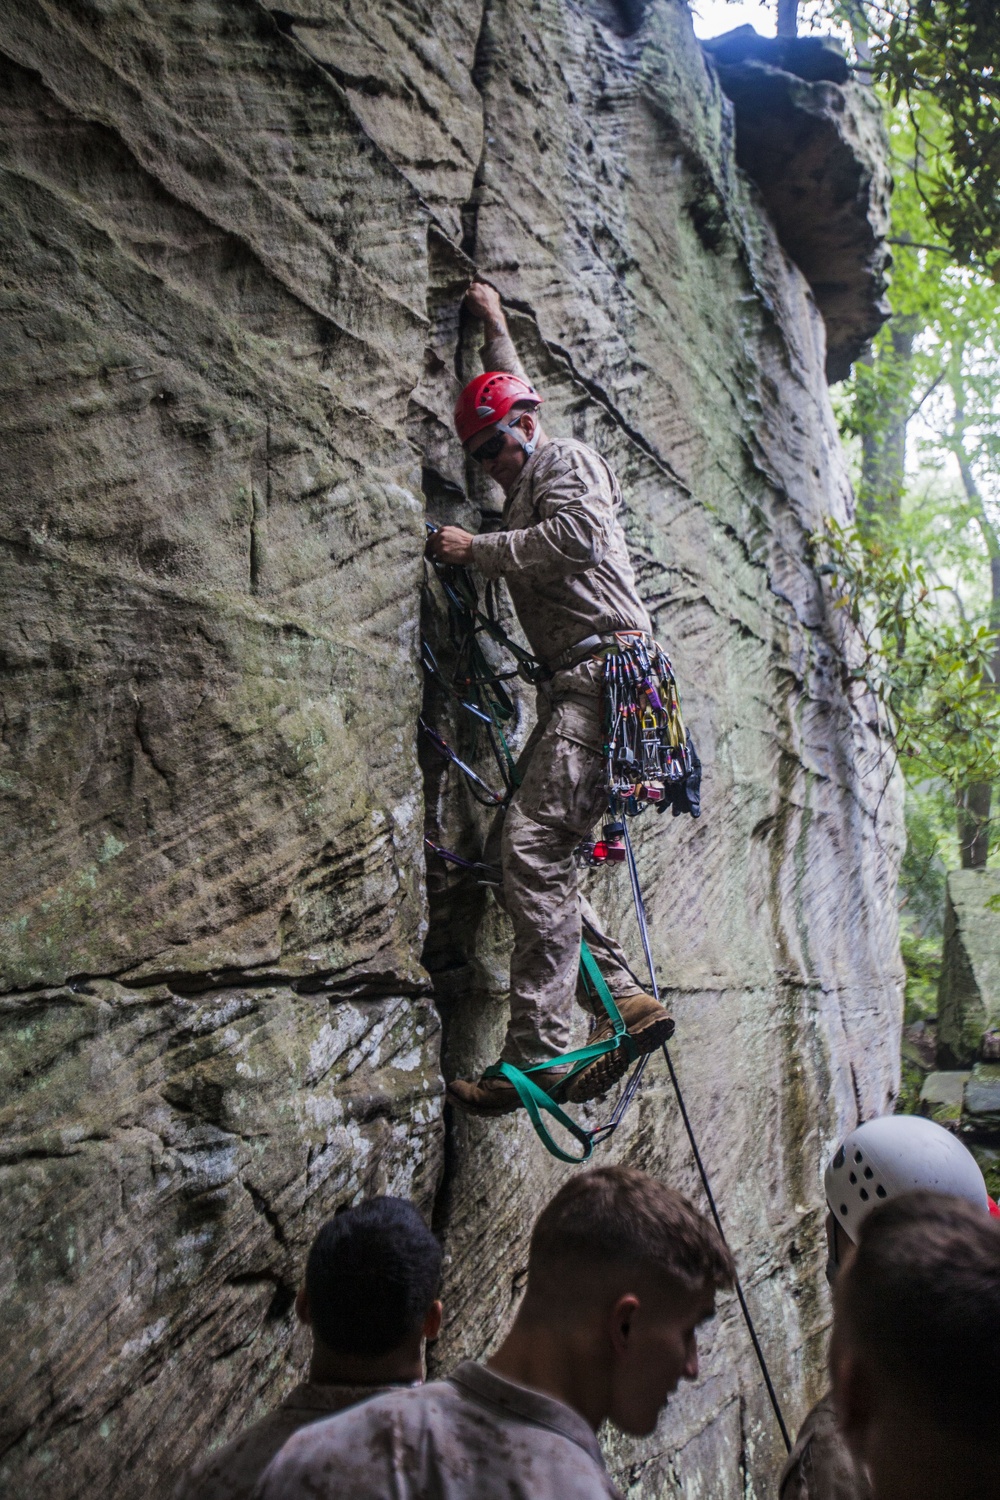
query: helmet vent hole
[
  {"left": 849, "top": 1172, "right": 857, "bottom": 1184},
  {"left": 840, "top": 1204, "right": 848, "bottom": 1216},
  {"left": 833, "top": 1146, "right": 845, "bottom": 1169},
  {"left": 876, "top": 1185, "right": 887, "bottom": 1198},
  {"left": 863, "top": 1167, "right": 873, "bottom": 1179},
  {"left": 860, "top": 1188, "right": 869, "bottom": 1201},
  {"left": 854, "top": 1150, "right": 864, "bottom": 1163}
]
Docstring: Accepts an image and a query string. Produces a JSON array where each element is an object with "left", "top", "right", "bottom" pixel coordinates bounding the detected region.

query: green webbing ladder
[{"left": 483, "top": 941, "right": 640, "bottom": 1164}]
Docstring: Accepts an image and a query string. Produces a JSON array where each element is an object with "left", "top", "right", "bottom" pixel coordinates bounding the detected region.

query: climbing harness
[
  {"left": 422, "top": 529, "right": 791, "bottom": 1452},
  {"left": 421, "top": 528, "right": 699, "bottom": 1167}
]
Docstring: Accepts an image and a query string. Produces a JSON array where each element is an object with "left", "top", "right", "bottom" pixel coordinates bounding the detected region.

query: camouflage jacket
[
  {"left": 174, "top": 1380, "right": 404, "bottom": 1500},
  {"left": 468, "top": 331, "right": 651, "bottom": 668},
  {"left": 780, "top": 1392, "right": 872, "bottom": 1500},
  {"left": 254, "top": 1360, "right": 622, "bottom": 1499}
]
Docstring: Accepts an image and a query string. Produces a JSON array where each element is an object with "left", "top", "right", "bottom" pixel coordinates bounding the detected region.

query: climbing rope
[
  {"left": 621, "top": 820, "right": 792, "bottom": 1452},
  {"left": 426, "top": 809, "right": 792, "bottom": 1450}
]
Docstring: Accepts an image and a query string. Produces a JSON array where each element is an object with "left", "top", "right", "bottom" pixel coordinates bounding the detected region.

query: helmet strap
[{"left": 496, "top": 410, "right": 537, "bottom": 457}]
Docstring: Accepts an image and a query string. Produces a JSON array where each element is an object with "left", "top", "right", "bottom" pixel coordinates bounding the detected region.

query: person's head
[
  {"left": 295, "top": 1197, "right": 443, "bottom": 1384},
  {"left": 831, "top": 1191, "right": 1000, "bottom": 1499},
  {"left": 823, "top": 1114, "right": 990, "bottom": 1284},
  {"left": 517, "top": 1166, "right": 734, "bottom": 1436},
  {"left": 454, "top": 371, "right": 545, "bottom": 494}
]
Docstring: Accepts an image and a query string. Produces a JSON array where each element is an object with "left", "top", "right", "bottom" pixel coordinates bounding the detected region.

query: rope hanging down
[
  {"left": 421, "top": 537, "right": 790, "bottom": 1451},
  {"left": 623, "top": 819, "right": 792, "bottom": 1453}
]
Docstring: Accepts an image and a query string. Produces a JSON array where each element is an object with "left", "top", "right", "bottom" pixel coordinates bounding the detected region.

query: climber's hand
[
  {"left": 427, "top": 525, "right": 475, "bottom": 565},
  {"left": 463, "top": 280, "right": 506, "bottom": 332}
]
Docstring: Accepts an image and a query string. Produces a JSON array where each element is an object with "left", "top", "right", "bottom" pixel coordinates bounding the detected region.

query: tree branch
[
  {"left": 905, "top": 370, "right": 945, "bottom": 423},
  {"left": 887, "top": 236, "right": 952, "bottom": 255}
]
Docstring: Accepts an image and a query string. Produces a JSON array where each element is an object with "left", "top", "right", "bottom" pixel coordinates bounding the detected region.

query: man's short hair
[
  {"left": 305, "top": 1197, "right": 442, "bottom": 1357},
  {"left": 835, "top": 1189, "right": 1000, "bottom": 1437},
  {"left": 528, "top": 1166, "right": 734, "bottom": 1295}
]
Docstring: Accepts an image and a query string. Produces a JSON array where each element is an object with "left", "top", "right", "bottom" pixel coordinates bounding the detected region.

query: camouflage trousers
[{"left": 484, "top": 657, "right": 641, "bottom": 1067}]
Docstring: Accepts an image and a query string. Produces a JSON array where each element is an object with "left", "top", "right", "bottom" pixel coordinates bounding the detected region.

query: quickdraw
[
  {"left": 421, "top": 521, "right": 543, "bottom": 806},
  {"left": 418, "top": 719, "right": 506, "bottom": 807}
]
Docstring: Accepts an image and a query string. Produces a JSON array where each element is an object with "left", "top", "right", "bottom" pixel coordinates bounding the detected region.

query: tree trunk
[
  {"left": 952, "top": 379, "right": 1000, "bottom": 867},
  {"left": 860, "top": 317, "right": 919, "bottom": 526},
  {"left": 958, "top": 783, "right": 993, "bottom": 867},
  {"left": 845, "top": 1, "right": 872, "bottom": 70},
  {"left": 776, "top": 0, "right": 798, "bottom": 38}
]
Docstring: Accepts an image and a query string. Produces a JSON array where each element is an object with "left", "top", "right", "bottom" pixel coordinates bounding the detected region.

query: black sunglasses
[{"left": 470, "top": 430, "right": 507, "bottom": 465}]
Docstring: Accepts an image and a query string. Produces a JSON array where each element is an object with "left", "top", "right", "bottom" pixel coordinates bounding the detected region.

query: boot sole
[
  {"left": 446, "top": 1069, "right": 570, "bottom": 1117},
  {"left": 564, "top": 1014, "right": 675, "bottom": 1104},
  {"left": 446, "top": 1083, "right": 521, "bottom": 1116}
]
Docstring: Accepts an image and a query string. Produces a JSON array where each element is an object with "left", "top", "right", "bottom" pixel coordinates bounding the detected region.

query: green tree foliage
[
  {"left": 763, "top": 0, "right": 1000, "bottom": 1080},
  {"left": 826, "top": 58, "right": 1000, "bottom": 877},
  {"left": 867, "top": 2, "right": 1000, "bottom": 278},
  {"left": 735, "top": 3, "right": 1000, "bottom": 892},
  {"left": 818, "top": 515, "right": 1000, "bottom": 790}
]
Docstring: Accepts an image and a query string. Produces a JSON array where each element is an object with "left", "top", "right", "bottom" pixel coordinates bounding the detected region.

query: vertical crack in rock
[{"left": 460, "top": 0, "right": 495, "bottom": 263}]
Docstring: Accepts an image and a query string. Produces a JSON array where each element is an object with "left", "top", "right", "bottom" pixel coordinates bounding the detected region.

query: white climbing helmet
[{"left": 825, "top": 1114, "right": 989, "bottom": 1245}]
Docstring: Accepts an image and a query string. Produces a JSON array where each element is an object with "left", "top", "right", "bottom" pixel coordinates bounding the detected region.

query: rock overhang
[{"left": 703, "top": 26, "right": 891, "bottom": 383}]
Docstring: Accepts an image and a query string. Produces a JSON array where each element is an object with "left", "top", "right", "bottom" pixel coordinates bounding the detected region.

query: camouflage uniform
[
  {"left": 467, "top": 333, "right": 653, "bottom": 1066},
  {"left": 780, "top": 1393, "right": 872, "bottom": 1500},
  {"left": 255, "top": 1361, "right": 622, "bottom": 1500},
  {"left": 173, "top": 1381, "right": 404, "bottom": 1500}
]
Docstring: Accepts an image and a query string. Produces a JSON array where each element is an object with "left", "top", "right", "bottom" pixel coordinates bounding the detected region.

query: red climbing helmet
[{"left": 454, "top": 370, "right": 542, "bottom": 446}]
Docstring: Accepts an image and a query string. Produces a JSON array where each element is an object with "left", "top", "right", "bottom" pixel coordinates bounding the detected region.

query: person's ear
[
  {"left": 422, "top": 1299, "right": 443, "bottom": 1342},
  {"left": 295, "top": 1286, "right": 311, "bottom": 1326},
  {"left": 609, "top": 1293, "right": 641, "bottom": 1356}
]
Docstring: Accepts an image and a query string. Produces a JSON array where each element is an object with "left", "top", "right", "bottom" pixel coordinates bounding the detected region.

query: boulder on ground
[{"left": 937, "top": 869, "right": 1000, "bottom": 1068}]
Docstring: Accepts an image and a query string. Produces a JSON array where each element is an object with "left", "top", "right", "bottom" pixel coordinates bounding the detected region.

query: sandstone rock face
[
  {"left": 937, "top": 868, "right": 1000, "bottom": 1067},
  {"left": 704, "top": 28, "right": 891, "bottom": 382},
  {"left": 0, "top": 3, "right": 902, "bottom": 1497}
]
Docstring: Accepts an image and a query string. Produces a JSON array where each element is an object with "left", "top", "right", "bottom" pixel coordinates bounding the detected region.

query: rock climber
[
  {"left": 255, "top": 1165, "right": 734, "bottom": 1500},
  {"left": 428, "top": 281, "right": 677, "bottom": 1115},
  {"left": 830, "top": 1189, "right": 1000, "bottom": 1500},
  {"left": 781, "top": 1114, "right": 1000, "bottom": 1500},
  {"left": 173, "top": 1198, "right": 442, "bottom": 1500}
]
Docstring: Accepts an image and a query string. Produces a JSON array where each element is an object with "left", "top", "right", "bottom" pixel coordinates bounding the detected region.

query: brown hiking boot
[
  {"left": 563, "top": 993, "right": 674, "bottom": 1104},
  {"left": 447, "top": 1064, "right": 570, "bottom": 1116}
]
